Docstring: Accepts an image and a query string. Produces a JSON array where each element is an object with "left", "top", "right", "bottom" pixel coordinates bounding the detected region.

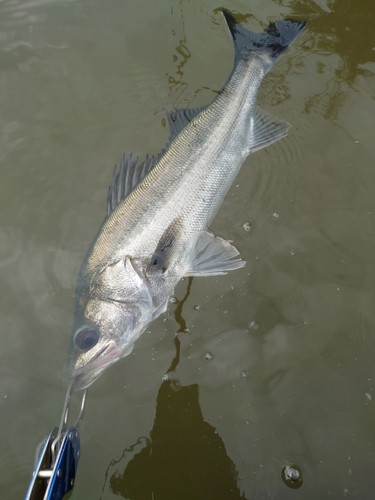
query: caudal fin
[{"left": 223, "top": 9, "right": 306, "bottom": 65}]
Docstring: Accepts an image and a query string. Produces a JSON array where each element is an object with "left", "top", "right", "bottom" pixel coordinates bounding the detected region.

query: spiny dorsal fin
[
  {"left": 166, "top": 105, "right": 208, "bottom": 141},
  {"left": 107, "top": 150, "right": 165, "bottom": 216},
  {"left": 107, "top": 105, "right": 207, "bottom": 216}
]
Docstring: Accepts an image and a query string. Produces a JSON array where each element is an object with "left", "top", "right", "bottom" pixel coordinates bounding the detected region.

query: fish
[{"left": 66, "top": 9, "right": 306, "bottom": 391}]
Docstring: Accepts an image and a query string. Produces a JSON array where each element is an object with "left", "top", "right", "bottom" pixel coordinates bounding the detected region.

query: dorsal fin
[
  {"left": 166, "top": 105, "right": 207, "bottom": 140},
  {"left": 107, "top": 105, "right": 207, "bottom": 216},
  {"left": 107, "top": 150, "right": 165, "bottom": 216}
]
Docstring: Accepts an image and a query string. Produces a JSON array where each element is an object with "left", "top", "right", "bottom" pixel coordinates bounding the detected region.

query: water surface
[{"left": 1, "top": 0, "right": 375, "bottom": 498}]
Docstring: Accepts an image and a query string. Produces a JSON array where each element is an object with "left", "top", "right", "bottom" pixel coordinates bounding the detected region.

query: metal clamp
[{"left": 25, "top": 387, "right": 87, "bottom": 500}]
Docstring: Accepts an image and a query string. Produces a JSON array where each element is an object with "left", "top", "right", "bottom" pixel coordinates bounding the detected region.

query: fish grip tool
[{"left": 25, "top": 386, "right": 87, "bottom": 500}]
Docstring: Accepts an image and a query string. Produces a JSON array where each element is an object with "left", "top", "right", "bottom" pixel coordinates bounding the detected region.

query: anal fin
[
  {"left": 185, "top": 231, "right": 245, "bottom": 277},
  {"left": 248, "top": 105, "right": 290, "bottom": 153}
]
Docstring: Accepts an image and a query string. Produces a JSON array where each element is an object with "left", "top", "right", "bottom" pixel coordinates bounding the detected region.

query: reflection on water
[{"left": 102, "top": 337, "right": 246, "bottom": 500}]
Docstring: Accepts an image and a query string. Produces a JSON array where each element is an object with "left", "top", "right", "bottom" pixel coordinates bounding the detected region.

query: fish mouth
[{"left": 71, "top": 341, "right": 119, "bottom": 392}]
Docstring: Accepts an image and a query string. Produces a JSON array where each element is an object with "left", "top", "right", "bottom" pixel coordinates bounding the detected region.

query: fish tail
[{"left": 223, "top": 9, "right": 306, "bottom": 66}]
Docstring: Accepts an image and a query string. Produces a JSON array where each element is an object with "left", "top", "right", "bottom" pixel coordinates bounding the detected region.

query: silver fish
[{"left": 66, "top": 10, "right": 306, "bottom": 391}]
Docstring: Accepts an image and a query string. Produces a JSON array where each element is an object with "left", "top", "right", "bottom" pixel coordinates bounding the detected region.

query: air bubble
[
  {"left": 204, "top": 352, "right": 213, "bottom": 360},
  {"left": 248, "top": 320, "right": 259, "bottom": 330},
  {"left": 282, "top": 464, "right": 303, "bottom": 489},
  {"left": 170, "top": 296, "right": 178, "bottom": 304},
  {"left": 170, "top": 379, "right": 181, "bottom": 391},
  {"left": 243, "top": 222, "right": 252, "bottom": 232},
  {"left": 273, "top": 212, "right": 280, "bottom": 219}
]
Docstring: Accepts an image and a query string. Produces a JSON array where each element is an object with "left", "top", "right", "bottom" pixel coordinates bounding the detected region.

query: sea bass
[{"left": 67, "top": 10, "right": 306, "bottom": 391}]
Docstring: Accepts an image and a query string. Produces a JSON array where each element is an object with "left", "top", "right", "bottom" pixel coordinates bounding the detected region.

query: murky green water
[{"left": 1, "top": 0, "right": 375, "bottom": 498}]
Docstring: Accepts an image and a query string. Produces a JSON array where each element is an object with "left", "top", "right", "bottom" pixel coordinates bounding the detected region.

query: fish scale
[{"left": 90, "top": 59, "right": 262, "bottom": 268}]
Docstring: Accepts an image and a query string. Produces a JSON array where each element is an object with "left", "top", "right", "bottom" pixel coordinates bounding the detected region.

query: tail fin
[{"left": 223, "top": 9, "right": 306, "bottom": 65}]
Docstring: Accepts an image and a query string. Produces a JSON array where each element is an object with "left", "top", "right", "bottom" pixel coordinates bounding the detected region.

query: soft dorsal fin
[
  {"left": 166, "top": 105, "right": 207, "bottom": 140},
  {"left": 107, "top": 150, "right": 166, "bottom": 216},
  {"left": 247, "top": 105, "right": 290, "bottom": 153}
]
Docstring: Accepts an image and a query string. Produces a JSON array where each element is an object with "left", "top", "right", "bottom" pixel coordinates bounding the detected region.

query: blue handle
[{"left": 25, "top": 427, "right": 80, "bottom": 500}]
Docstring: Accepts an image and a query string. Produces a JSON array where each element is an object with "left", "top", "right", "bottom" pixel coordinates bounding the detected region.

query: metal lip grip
[{"left": 25, "top": 387, "right": 87, "bottom": 500}]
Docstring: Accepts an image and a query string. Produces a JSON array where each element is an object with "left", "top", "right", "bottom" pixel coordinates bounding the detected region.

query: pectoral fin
[
  {"left": 184, "top": 231, "right": 245, "bottom": 276},
  {"left": 146, "top": 219, "right": 184, "bottom": 275},
  {"left": 248, "top": 105, "right": 290, "bottom": 153},
  {"left": 152, "top": 299, "right": 169, "bottom": 320}
]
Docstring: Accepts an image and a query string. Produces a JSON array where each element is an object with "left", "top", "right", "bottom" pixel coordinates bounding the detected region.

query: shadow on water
[{"left": 100, "top": 335, "right": 246, "bottom": 500}]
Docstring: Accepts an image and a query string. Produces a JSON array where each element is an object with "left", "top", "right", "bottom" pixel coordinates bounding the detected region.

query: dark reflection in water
[
  {"left": 102, "top": 336, "right": 246, "bottom": 500},
  {"left": 167, "top": 0, "right": 191, "bottom": 107},
  {"left": 174, "top": 276, "right": 193, "bottom": 333},
  {"left": 286, "top": 0, "right": 375, "bottom": 118}
]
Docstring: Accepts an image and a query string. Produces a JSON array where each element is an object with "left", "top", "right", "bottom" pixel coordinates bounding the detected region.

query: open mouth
[{"left": 71, "top": 341, "right": 119, "bottom": 391}]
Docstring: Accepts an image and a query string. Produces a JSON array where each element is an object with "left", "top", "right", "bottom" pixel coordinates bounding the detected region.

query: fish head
[{"left": 67, "top": 257, "right": 153, "bottom": 391}]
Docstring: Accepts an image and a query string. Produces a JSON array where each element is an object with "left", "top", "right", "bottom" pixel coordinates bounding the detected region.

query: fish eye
[{"left": 74, "top": 327, "right": 99, "bottom": 351}]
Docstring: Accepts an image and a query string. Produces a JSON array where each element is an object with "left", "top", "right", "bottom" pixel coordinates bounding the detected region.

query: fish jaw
[{"left": 70, "top": 340, "right": 120, "bottom": 391}]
